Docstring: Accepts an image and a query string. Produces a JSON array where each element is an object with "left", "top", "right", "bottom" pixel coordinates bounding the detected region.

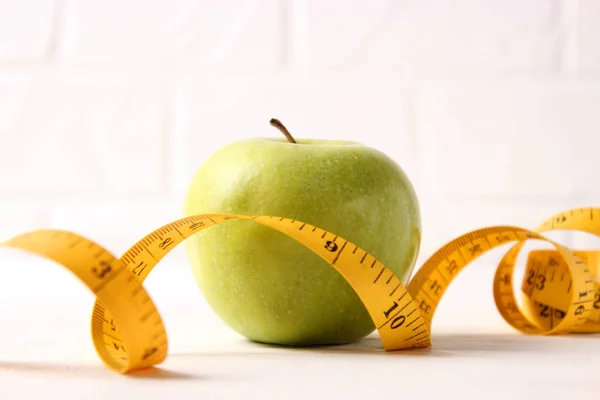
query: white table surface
[{"left": 0, "top": 250, "right": 598, "bottom": 399}]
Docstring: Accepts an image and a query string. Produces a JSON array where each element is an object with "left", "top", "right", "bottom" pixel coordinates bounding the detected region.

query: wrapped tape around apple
[{"left": 1, "top": 207, "right": 599, "bottom": 374}]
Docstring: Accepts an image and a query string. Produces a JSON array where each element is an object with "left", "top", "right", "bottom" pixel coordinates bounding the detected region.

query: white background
[
  {"left": 0, "top": 0, "right": 599, "bottom": 262},
  {"left": 0, "top": 1, "right": 599, "bottom": 398}
]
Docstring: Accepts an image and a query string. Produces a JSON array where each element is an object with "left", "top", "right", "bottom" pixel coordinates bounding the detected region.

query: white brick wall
[
  {"left": 1, "top": 0, "right": 599, "bottom": 268},
  {"left": 304, "top": 0, "right": 560, "bottom": 74}
]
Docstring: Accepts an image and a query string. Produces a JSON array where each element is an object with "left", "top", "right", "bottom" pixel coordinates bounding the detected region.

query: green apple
[{"left": 183, "top": 119, "right": 421, "bottom": 346}]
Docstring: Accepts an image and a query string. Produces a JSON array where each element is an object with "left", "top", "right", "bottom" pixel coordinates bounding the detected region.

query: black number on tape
[
  {"left": 384, "top": 301, "right": 398, "bottom": 318},
  {"left": 133, "top": 261, "right": 146, "bottom": 276},
  {"left": 536, "top": 274, "right": 546, "bottom": 290},
  {"left": 390, "top": 315, "right": 406, "bottom": 329},
  {"left": 190, "top": 222, "right": 205, "bottom": 230},
  {"left": 324, "top": 241, "right": 338, "bottom": 252},
  {"left": 92, "top": 260, "right": 112, "bottom": 279},
  {"left": 527, "top": 269, "right": 535, "bottom": 286},
  {"left": 159, "top": 237, "right": 172, "bottom": 249}
]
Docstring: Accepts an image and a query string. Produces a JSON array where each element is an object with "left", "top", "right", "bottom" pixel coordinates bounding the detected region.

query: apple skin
[{"left": 183, "top": 137, "right": 421, "bottom": 346}]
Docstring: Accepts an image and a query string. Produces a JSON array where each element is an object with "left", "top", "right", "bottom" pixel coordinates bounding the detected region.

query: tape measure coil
[{"left": 2, "top": 208, "right": 599, "bottom": 374}]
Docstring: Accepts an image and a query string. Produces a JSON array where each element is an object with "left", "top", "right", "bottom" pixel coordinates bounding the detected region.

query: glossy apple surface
[{"left": 183, "top": 137, "right": 421, "bottom": 346}]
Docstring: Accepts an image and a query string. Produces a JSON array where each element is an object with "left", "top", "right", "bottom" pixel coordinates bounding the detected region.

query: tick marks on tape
[{"left": 1, "top": 207, "right": 600, "bottom": 374}]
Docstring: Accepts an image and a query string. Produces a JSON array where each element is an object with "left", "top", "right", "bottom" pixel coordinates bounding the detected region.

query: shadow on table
[
  {"left": 280, "top": 331, "right": 600, "bottom": 357},
  {"left": 0, "top": 361, "right": 201, "bottom": 380},
  {"left": 172, "top": 331, "right": 600, "bottom": 359}
]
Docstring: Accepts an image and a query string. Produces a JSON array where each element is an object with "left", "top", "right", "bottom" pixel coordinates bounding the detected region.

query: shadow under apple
[{"left": 171, "top": 331, "right": 600, "bottom": 359}]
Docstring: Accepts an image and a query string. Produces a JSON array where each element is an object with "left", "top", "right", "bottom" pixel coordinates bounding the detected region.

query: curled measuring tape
[{"left": 1, "top": 207, "right": 599, "bottom": 374}]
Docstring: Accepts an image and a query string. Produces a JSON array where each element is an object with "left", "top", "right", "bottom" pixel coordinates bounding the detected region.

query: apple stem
[{"left": 270, "top": 118, "right": 297, "bottom": 144}]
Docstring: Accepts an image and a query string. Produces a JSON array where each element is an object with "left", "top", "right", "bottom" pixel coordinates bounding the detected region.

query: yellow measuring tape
[{"left": 1, "top": 207, "right": 599, "bottom": 374}]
